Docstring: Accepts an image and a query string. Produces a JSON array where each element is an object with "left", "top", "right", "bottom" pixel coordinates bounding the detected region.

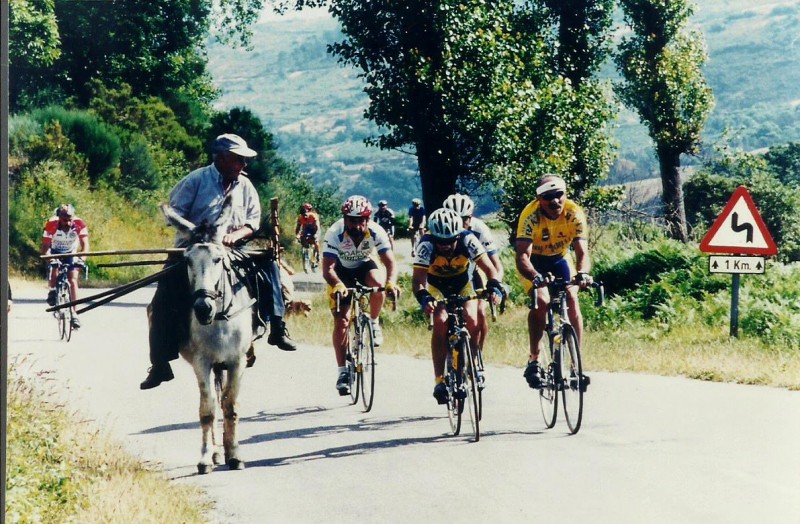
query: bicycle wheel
[
  {"left": 358, "top": 315, "right": 376, "bottom": 412},
  {"left": 444, "top": 353, "right": 461, "bottom": 435},
  {"left": 347, "top": 320, "right": 360, "bottom": 405},
  {"left": 560, "top": 324, "right": 583, "bottom": 434},
  {"left": 302, "top": 247, "right": 311, "bottom": 273},
  {"left": 65, "top": 309, "right": 74, "bottom": 342},
  {"left": 462, "top": 338, "right": 480, "bottom": 442},
  {"left": 474, "top": 346, "right": 485, "bottom": 421},
  {"left": 538, "top": 334, "right": 558, "bottom": 429},
  {"left": 56, "top": 282, "right": 70, "bottom": 341}
]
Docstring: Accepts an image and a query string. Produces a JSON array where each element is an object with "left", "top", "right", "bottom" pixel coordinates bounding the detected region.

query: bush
[{"left": 31, "top": 106, "right": 121, "bottom": 185}]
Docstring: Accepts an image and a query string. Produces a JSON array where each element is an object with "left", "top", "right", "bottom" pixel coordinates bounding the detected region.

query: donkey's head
[{"left": 161, "top": 196, "right": 234, "bottom": 325}]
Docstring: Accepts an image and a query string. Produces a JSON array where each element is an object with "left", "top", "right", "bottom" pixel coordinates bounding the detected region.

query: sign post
[{"left": 699, "top": 186, "right": 777, "bottom": 337}]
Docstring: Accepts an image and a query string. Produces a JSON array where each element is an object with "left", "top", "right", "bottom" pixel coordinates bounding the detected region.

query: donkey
[{"left": 161, "top": 200, "right": 254, "bottom": 474}]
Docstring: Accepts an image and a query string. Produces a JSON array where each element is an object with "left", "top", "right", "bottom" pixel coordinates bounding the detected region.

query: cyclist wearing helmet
[
  {"left": 41, "top": 203, "right": 90, "bottom": 329},
  {"left": 408, "top": 198, "right": 426, "bottom": 256},
  {"left": 373, "top": 200, "right": 396, "bottom": 248},
  {"left": 322, "top": 195, "right": 401, "bottom": 396},
  {"left": 411, "top": 208, "right": 504, "bottom": 405},
  {"left": 515, "top": 174, "right": 593, "bottom": 389},
  {"left": 443, "top": 193, "right": 504, "bottom": 357},
  {"left": 295, "top": 202, "right": 321, "bottom": 265}
]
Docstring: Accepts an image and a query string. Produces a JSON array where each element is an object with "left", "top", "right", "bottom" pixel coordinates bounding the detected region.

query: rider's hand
[
  {"left": 486, "top": 278, "right": 505, "bottom": 304},
  {"left": 575, "top": 272, "right": 593, "bottom": 289},
  {"left": 415, "top": 289, "right": 434, "bottom": 314},
  {"left": 385, "top": 281, "right": 401, "bottom": 301},
  {"left": 532, "top": 273, "right": 548, "bottom": 288},
  {"left": 330, "top": 283, "right": 348, "bottom": 300}
]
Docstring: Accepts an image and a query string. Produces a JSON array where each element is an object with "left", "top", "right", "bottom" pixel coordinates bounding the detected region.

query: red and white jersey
[
  {"left": 42, "top": 216, "right": 89, "bottom": 254},
  {"left": 322, "top": 218, "right": 391, "bottom": 269}
]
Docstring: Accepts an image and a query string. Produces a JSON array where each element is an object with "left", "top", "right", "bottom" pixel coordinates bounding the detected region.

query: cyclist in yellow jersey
[
  {"left": 412, "top": 208, "right": 504, "bottom": 404},
  {"left": 514, "top": 175, "right": 593, "bottom": 389}
]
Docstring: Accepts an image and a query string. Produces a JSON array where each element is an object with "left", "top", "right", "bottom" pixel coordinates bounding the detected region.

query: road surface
[{"left": 7, "top": 283, "right": 800, "bottom": 523}]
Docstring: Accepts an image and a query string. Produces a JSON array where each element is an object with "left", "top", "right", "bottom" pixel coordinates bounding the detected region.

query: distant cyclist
[
  {"left": 411, "top": 208, "right": 504, "bottom": 404},
  {"left": 295, "top": 202, "right": 321, "bottom": 265},
  {"left": 443, "top": 193, "right": 504, "bottom": 355},
  {"left": 408, "top": 198, "right": 426, "bottom": 257},
  {"left": 514, "top": 174, "right": 593, "bottom": 389},
  {"left": 41, "top": 203, "right": 89, "bottom": 329},
  {"left": 373, "top": 200, "right": 396, "bottom": 249},
  {"left": 322, "top": 195, "right": 400, "bottom": 396}
]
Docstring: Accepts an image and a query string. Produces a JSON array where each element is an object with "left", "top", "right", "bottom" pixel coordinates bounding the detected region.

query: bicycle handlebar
[
  {"left": 334, "top": 284, "right": 395, "bottom": 313},
  {"left": 530, "top": 275, "right": 604, "bottom": 310}
]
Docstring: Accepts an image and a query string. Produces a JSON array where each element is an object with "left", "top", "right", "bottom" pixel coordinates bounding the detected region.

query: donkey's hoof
[
  {"left": 212, "top": 451, "right": 223, "bottom": 465},
  {"left": 227, "top": 458, "right": 245, "bottom": 471},
  {"left": 197, "top": 462, "right": 213, "bottom": 475}
]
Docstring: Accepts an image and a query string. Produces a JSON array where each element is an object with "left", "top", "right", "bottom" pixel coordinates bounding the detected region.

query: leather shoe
[
  {"left": 246, "top": 345, "right": 256, "bottom": 368},
  {"left": 268, "top": 331, "right": 297, "bottom": 351},
  {"left": 140, "top": 363, "right": 174, "bottom": 390}
]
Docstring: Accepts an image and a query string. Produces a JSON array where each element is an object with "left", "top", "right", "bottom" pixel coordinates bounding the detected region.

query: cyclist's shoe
[
  {"left": 336, "top": 370, "right": 351, "bottom": 396},
  {"left": 476, "top": 370, "right": 486, "bottom": 391},
  {"left": 46, "top": 290, "right": 57, "bottom": 307},
  {"left": 70, "top": 316, "right": 81, "bottom": 329},
  {"left": 433, "top": 382, "right": 449, "bottom": 405},
  {"left": 371, "top": 319, "right": 383, "bottom": 347},
  {"left": 140, "top": 363, "right": 174, "bottom": 390},
  {"left": 246, "top": 345, "right": 256, "bottom": 368},
  {"left": 268, "top": 323, "right": 298, "bottom": 351},
  {"left": 580, "top": 373, "right": 591, "bottom": 392},
  {"left": 523, "top": 360, "right": 542, "bottom": 389}
]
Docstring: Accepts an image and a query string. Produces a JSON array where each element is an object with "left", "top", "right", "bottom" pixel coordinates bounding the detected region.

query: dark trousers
[
  {"left": 148, "top": 257, "right": 191, "bottom": 366},
  {"left": 231, "top": 251, "right": 285, "bottom": 336}
]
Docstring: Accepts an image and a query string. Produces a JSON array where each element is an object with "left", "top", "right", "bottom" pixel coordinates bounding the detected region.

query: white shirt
[{"left": 322, "top": 218, "right": 391, "bottom": 269}]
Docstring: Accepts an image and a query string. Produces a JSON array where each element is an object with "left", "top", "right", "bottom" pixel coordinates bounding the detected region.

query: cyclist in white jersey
[{"left": 322, "top": 195, "right": 400, "bottom": 395}]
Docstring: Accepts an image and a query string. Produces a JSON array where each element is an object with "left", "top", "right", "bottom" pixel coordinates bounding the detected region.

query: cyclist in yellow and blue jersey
[
  {"left": 515, "top": 174, "right": 594, "bottom": 389},
  {"left": 412, "top": 208, "right": 504, "bottom": 404}
]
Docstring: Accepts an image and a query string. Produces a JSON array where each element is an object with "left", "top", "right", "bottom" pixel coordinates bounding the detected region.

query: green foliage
[
  {"left": 765, "top": 142, "right": 800, "bottom": 186},
  {"left": 31, "top": 106, "right": 121, "bottom": 186}
]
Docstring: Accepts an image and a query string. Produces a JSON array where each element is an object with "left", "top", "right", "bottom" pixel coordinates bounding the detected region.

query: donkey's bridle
[{"left": 192, "top": 249, "right": 254, "bottom": 321}]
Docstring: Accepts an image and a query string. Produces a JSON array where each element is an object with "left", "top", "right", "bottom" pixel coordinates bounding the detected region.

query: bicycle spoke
[
  {"left": 561, "top": 325, "right": 583, "bottom": 434},
  {"left": 359, "top": 315, "right": 376, "bottom": 412},
  {"left": 538, "top": 334, "right": 558, "bottom": 429}
]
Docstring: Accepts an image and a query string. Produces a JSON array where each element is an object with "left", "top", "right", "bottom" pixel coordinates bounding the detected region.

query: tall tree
[
  {"left": 615, "top": 0, "right": 714, "bottom": 242},
  {"left": 539, "top": 0, "right": 616, "bottom": 194}
]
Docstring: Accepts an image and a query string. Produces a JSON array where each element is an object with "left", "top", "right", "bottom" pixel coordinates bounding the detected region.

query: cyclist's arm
[
  {"left": 40, "top": 236, "right": 52, "bottom": 256},
  {"left": 412, "top": 266, "right": 436, "bottom": 315},
  {"left": 378, "top": 248, "right": 398, "bottom": 287},
  {"left": 488, "top": 252, "right": 504, "bottom": 281},
  {"left": 79, "top": 233, "right": 89, "bottom": 255},
  {"left": 514, "top": 238, "right": 539, "bottom": 282},
  {"left": 295, "top": 218, "right": 301, "bottom": 236},
  {"left": 572, "top": 237, "right": 590, "bottom": 274},
  {"left": 321, "top": 255, "right": 344, "bottom": 289}
]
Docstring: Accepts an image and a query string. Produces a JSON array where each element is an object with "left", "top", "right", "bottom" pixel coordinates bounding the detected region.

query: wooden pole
[{"left": 40, "top": 248, "right": 184, "bottom": 259}]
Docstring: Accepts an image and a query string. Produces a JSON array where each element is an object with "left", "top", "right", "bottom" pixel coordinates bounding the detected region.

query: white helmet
[
  {"left": 341, "top": 195, "right": 373, "bottom": 217},
  {"left": 442, "top": 193, "right": 474, "bottom": 218},
  {"left": 427, "top": 208, "right": 463, "bottom": 239}
]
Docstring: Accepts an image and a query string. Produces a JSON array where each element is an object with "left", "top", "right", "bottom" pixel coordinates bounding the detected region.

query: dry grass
[
  {"left": 287, "top": 292, "right": 800, "bottom": 390},
  {"left": 5, "top": 359, "right": 210, "bottom": 524}
]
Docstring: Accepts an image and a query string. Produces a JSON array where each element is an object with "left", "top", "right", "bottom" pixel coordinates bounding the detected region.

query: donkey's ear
[{"left": 161, "top": 202, "right": 196, "bottom": 234}]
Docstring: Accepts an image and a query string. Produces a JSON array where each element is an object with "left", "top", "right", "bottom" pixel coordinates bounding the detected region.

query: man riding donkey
[{"left": 140, "top": 133, "right": 297, "bottom": 390}]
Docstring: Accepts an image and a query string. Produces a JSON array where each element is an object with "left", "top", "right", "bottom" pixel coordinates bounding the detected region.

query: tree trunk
[
  {"left": 657, "top": 146, "right": 688, "bottom": 242},
  {"left": 416, "top": 136, "right": 459, "bottom": 215}
]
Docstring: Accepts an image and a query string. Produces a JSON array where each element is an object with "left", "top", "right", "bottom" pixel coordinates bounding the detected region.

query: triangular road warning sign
[{"left": 699, "top": 186, "right": 778, "bottom": 255}]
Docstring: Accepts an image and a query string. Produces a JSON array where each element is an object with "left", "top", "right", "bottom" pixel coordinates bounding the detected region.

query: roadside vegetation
[{"left": 5, "top": 360, "right": 209, "bottom": 524}]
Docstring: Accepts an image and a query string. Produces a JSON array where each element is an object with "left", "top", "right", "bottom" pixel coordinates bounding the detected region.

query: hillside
[{"left": 206, "top": 2, "right": 800, "bottom": 206}]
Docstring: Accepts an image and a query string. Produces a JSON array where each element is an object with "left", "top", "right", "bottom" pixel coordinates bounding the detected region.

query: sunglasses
[
  {"left": 540, "top": 191, "right": 564, "bottom": 201},
  {"left": 434, "top": 237, "right": 456, "bottom": 245}
]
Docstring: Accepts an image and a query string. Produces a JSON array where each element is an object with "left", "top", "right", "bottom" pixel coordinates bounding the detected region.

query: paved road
[{"left": 8, "top": 285, "right": 800, "bottom": 523}]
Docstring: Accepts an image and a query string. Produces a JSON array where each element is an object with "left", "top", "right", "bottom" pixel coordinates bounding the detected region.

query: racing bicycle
[
  {"left": 532, "top": 276, "right": 603, "bottom": 434},
  {"left": 299, "top": 234, "right": 320, "bottom": 273},
  {"left": 433, "top": 294, "right": 485, "bottom": 442},
  {"left": 50, "top": 261, "right": 82, "bottom": 341},
  {"left": 336, "top": 283, "right": 394, "bottom": 412}
]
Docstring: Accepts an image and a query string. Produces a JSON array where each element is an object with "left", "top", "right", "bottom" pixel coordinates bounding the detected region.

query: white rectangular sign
[{"left": 708, "top": 255, "right": 765, "bottom": 274}]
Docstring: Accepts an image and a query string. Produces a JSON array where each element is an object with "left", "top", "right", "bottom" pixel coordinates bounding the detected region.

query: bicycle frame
[{"left": 435, "top": 294, "right": 482, "bottom": 441}]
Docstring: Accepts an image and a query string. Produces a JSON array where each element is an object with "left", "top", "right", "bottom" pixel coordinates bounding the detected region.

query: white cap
[
  {"left": 536, "top": 177, "right": 567, "bottom": 196},
  {"left": 213, "top": 134, "right": 257, "bottom": 158}
]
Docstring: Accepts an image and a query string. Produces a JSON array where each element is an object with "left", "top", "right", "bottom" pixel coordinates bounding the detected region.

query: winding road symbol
[
  {"left": 729, "top": 212, "right": 753, "bottom": 243},
  {"left": 699, "top": 186, "right": 777, "bottom": 255}
]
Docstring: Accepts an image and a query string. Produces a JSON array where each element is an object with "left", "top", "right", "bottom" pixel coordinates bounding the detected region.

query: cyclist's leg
[
  {"left": 67, "top": 266, "right": 80, "bottom": 305},
  {"left": 329, "top": 264, "right": 357, "bottom": 367},
  {"left": 360, "top": 261, "right": 385, "bottom": 321}
]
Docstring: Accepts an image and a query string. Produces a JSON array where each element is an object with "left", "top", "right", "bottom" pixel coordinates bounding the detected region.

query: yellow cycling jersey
[{"left": 515, "top": 199, "right": 587, "bottom": 257}]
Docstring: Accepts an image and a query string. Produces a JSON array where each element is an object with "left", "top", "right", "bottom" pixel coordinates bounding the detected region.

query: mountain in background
[{"left": 207, "top": 1, "right": 800, "bottom": 207}]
